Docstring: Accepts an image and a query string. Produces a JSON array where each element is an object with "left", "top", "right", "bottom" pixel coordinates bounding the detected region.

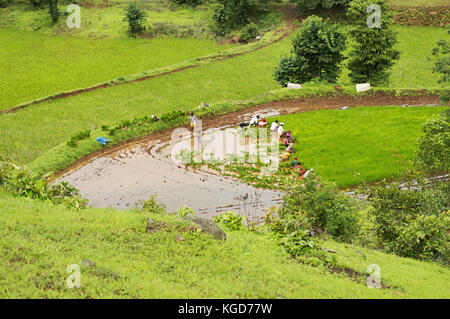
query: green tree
[
  {"left": 213, "top": 0, "right": 269, "bottom": 35},
  {"left": 416, "top": 110, "right": 450, "bottom": 175},
  {"left": 171, "top": 0, "right": 203, "bottom": 7},
  {"left": 123, "top": 2, "right": 147, "bottom": 35},
  {"left": 29, "top": 0, "right": 44, "bottom": 8},
  {"left": 47, "top": 0, "right": 60, "bottom": 25},
  {"left": 431, "top": 26, "right": 450, "bottom": 84},
  {"left": 346, "top": 0, "right": 400, "bottom": 86},
  {"left": 296, "top": 0, "right": 350, "bottom": 11},
  {"left": 273, "top": 15, "right": 346, "bottom": 86}
]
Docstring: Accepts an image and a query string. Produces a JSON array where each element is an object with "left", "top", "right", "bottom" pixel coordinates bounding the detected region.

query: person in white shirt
[
  {"left": 189, "top": 112, "right": 198, "bottom": 130},
  {"left": 249, "top": 115, "right": 260, "bottom": 126},
  {"left": 270, "top": 120, "right": 279, "bottom": 132},
  {"left": 277, "top": 123, "right": 284, "bottom": 137}
]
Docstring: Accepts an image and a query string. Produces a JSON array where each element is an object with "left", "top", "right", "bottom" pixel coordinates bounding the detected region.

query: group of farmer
[
  {"left": 248, "top": 115, "right": 309, "bottom": 177},
  {"left": 188, "top": 110, "right": 311, "bottom": 178}
]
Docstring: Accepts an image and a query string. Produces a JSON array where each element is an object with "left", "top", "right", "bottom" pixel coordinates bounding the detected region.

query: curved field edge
[
  {"left": 271, "top": 105, "right": 448, "bottom": 187},
  {"left": 0, "top": 193, "right": 448, "bottom": 298},
  {"left": 0, "top": 21, "right": 289, "bottom": 114},
  {"left": 28, "top": 86, "right": 444, "bottom": 179}
]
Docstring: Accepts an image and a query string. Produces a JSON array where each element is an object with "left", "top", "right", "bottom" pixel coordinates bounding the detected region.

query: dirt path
[{"left": 1, "top": 5, "right": 299, "bottom": 115}]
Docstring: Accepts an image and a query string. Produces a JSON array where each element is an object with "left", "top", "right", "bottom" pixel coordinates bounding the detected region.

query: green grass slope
[
  {"left": 272, "top": 105, "right": 449, "bottom": 187},
  {"left": 0, "top": 194, "right": 449, "bottom": 298}
]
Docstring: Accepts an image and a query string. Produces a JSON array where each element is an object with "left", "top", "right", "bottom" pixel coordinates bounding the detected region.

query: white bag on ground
[
  {"left": 287, "top": 83, "right": 302, "bottom": 90},
  {"left": 356, "top": 83, "right": 371, "bottom": 92}
]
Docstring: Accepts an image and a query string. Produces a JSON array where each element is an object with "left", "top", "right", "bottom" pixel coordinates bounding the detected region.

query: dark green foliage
[
  {"left": 212, "top": 0, "right": 270, "bottom": 35},
  {"left": 47, "top": 0, "right": 60, "bottom": 25},
  {"left": 67, "top": 130, "right": 91, "bottom": 148},
  {"left": 265, "top": 209, "right": 320, "bottom": 257},
  {"left": 366, "top": 175, "right": 449, "bottom": 262},
  {"left": 171, "top": 0, "right": 203, "bottom": 7},
  {"left": 213, "top": 0, "right": 253, "bottom": 35},
  {"left": 123, "top": 2, "right": 147, "bottom": 35},
  {"left": 346, "top": 0, "right": 400, "bottom": 86},
  {"left": 396, "top": 212, "right": 449, "bottom": 262},
  {"left": 440, "top": 90, "right": 450, "bottom": 105},
  {"left": 240, "top": 22, "right": 259, "bottom": 43},
  {"left": 214, "top": 211, "right": 246, "bottom": 230},
  {"left": 0, "top": 0, "right": 11, "bottom": 8},
  {"left": 273, "top": 56, "right": 298, "bottom": 86},
  {"left": 160, "top": 110, "right": 185, "bottom": 123},
  {"left": 431, "top": 26, "right": 450, "bottom": 84},
  {"left": 141, "top": 195, "right": 166, "bottom": 214},
  {"left": 416, "top": 110, "right": 450, "bottom": 174},
  {"left": 0, "top": 162, "right": 87, "bottom": 210},
  {"left": 29, "top": 0, "right": 44, "bottom": 8},
  {"left": 296, "top": 0, "right": 350, "bottom": 11},
  {"left": 279, "top": 173, "right": 360, "bottom": 242},
  {"left": 273, "top": 15, "right": 347, "bottom": 86}
]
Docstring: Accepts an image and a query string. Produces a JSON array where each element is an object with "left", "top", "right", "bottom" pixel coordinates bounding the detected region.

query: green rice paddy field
[
  {"left": 272, "top": 106, "right": 448, "bottom": 187},
  {"left": 1, "top": 25, "right": 448, "bottom": 166}
]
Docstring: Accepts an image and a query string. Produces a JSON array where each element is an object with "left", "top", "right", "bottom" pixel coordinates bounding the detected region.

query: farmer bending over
[
  {"left": 249, "top": 115, "right": 260, "bottom": 126},
  {"left": 270, "top": 120, "right": 279, "bottom": 132}
]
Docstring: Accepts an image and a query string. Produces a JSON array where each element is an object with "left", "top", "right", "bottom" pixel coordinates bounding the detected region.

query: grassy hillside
[
  {"left": 0, "top": 26, "right": 447, "bottom": 165},
  {"left": 0, "top": 194, "right": 448, "bottom": 298},
  {"left": 271, "top": 106, "right": 448, "bottom": 187}
]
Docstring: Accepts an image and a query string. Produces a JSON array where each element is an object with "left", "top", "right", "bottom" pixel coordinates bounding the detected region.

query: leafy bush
[
  {"left": 346, "top": 0, "right": 400, "bottom": 86},
  {"left": 141, "top": 195, "right": 166, "bottom": 214},
  {"left": 67, "top": 130, "right": 91, "bottom": 148},
  {"left": 214, "top": 0, "right": 251, "bottom": 35},
  {"left": 265, "top": 209, "right": 319, "bottom": 257},
  {"left": 28, "top": 0, "right": 44, "bottom": 8},
  {"left": 396, "top": 212, "right": 449, "bottom": 262},
  {"left": 240, "top": 23, "right": 259, "bottom": 43},
  {"left": 171, "top": 0, "right": 203, "bottom": 7},
  {"left": 213, "top": 0, "right": 269, "bottom": 35},
  {"left": 366, "top": 175, "right": 449, "bottom": 262},
  {"left": 214, "top": 211, "right": 246, "bottom": 230},
  {"left": 123, "top": 2, "right": 147, "bottom": 35},
  {"left": 279, "top": 173, "right": 360, "bottom": 242},
  {"left": 0, "top": 0, "right": 11, "bottom": 8},
  {"left": 177, "top": 206, "right": 195, "bottom": 217},
  {"left": 47, "top": 0, "right": 60, "bottom": 25},
  {"left": 440, "top": 90, "right": 450, "bottom": 105},
  {"left": 0, "top": 163, "right": 87, "bottom": 210},
  {"left": 416, "top": 110, "right": 450, "bottom": 174},
  {"left": 273, "top": 16, "right": 347, "bottom": 86},
  {"left": 296, "top": 0, "right": 350, "bottom": 11},
  {"left": 160, "top": 110, "right": 185, "bottom": 123},
  {"left": 273, "top": 56, "right": 298, "bottom": 87},
  {"left": 430, "top": 26, "right": 449, "bottom": 84}
]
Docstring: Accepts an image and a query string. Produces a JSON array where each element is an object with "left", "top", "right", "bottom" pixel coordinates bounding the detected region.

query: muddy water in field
[{"left": 59, "top": 110, "right": 283, "bottom": 220}]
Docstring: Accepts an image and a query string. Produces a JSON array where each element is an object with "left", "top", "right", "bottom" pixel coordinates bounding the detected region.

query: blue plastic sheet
[{"left": 96, "top": 136, "right": 110, "bottom": 146}]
